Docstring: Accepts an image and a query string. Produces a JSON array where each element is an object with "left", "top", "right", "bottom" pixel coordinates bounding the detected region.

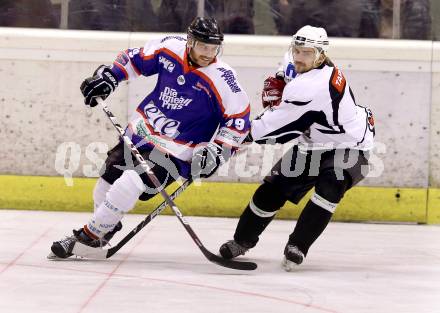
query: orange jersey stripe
[{"left": 113, "top": 61, "right": 129, "bottom": 80}]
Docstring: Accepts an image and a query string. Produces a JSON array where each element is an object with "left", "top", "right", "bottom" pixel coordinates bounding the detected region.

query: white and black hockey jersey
[{"left": 251, "top": 63, "right": 375, "bottom": 150}]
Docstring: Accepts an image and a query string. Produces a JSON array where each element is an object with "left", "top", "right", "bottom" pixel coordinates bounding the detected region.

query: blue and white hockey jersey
[{"left": 110, "top": 36, "right": 251, "bottom": 164}]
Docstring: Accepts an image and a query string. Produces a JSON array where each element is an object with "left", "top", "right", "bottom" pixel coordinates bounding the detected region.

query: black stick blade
[{"left": 201, "top": 247, "right": 257, "bottom": 271}]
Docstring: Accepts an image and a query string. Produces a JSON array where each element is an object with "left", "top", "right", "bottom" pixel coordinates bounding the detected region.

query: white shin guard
[
  {"left": 86, "top": 170, "right": 146, "bottom": 238},
  {"left": 93, "top": 178, "right": 112, "bottom": 212}
]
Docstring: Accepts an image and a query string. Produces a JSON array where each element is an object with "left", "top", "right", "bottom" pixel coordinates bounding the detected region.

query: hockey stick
[
  {"left": 72, "top": 178, "right": 192, "bottom": 259},
  {"left": 255, "top": 105, "right": 273, "bottom": 120},
  {"left": 85, "top": 97, "right": 257, "bottom": 271}
]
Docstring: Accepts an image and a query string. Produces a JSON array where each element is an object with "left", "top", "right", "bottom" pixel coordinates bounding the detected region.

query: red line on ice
[{"left": 0, "top": 227, "right": 52, "bottom": 275}]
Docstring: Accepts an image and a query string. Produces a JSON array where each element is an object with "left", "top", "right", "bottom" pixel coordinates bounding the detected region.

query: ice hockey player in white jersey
[
  {"left": 219, "top": 25, "right": 375, "bottom": 271},
  {"left": 50, "top": 17, "right": 250, "bottom": 259}
]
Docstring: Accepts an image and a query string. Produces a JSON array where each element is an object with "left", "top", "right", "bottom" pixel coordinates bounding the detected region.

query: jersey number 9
[{"left": 226, "top": 118, "right": 245, "bottom": 131}]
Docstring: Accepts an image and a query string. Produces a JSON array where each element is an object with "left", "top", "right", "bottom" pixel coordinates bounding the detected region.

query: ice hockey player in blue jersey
[
  {"left": 50, "top": 17, "right": 251, "bottom": 259},
  {"left": 219, "top": 25, "right": 375, "bottom": 271}
]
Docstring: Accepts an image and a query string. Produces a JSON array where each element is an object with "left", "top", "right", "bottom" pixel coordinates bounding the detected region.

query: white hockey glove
[
  {"left": 191, "top": 142, "right": 230, "bottom": 179},
  {"left": 80, "top": 65, "right": 118, "bottom": 107}
]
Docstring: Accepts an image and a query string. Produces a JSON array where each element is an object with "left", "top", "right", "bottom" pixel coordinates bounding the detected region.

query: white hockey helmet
[{"left": 291, "top": 25, "right": 329, "bottom": 54}]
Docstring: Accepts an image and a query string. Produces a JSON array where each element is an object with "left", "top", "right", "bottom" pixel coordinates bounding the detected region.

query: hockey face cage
[{"left": 290, "top": 35, "right": 329, "bottom": 66}]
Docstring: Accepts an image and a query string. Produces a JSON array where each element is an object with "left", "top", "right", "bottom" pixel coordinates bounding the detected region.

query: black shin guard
[
  {"left": 288, "top": 200, "right": 333, "bottom": 256},
  {"left": 233, "top": 182, "right": 287, "bottom": 247}
]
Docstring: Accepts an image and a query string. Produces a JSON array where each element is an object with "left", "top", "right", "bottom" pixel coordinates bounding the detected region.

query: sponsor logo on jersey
[
  {"left": 159, "top": 56, "right": 175, "bottom": 73},
  {"left": 143, "top": 101, "right": 181, "bottom": 137},
  {"left": 177, "top": 75, "right": 185, "bottom": 85},
  {"left": 331, "top": 67, "right": 346, "bottom": 94},
  {"left": 135, "top": 120, "right": 167, "bottom": 147},
  {"left": 193, "top": 82, "right": 211, "bottom": 98},
  {"left": 159, "top": 87, "right": 193, "bottom": 110},
  {"left": 217, "top": 67, "right": 241, "bottom": 93},
  {"left": 160, "top": 36, "right": 186, "bottom": 43},
  {"left": 218, "top": 129, "right": 241, "bottom": 144}
]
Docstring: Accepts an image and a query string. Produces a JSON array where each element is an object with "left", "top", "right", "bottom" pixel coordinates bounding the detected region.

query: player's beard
[
  {"left": 294, "top": 61, "right": 312, "bottom": 73},
  {"left": 188, "top": 48, "right": 213, "bottom": 67},
  {"left": 195, "top": 55, "right": 213, "bottom": 67}
]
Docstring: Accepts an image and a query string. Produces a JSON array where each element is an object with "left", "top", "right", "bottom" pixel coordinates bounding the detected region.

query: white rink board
[
  {"left": 0, "top": 28, "right": 438, "bottom": 187},
  {"left": 0, "top": 210, "right": 439, "bottom": 313}
]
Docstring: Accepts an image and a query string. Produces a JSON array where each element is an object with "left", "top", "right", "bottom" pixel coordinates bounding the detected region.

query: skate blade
[
  {"left": 281, "top": 256, "right": 300, "bottom": 272},
  {"left": 47, "top": 251, "right": 85, "bottom": 260},
  {"left": 47, "top": 252, "right": 62, "bottom": 260}
]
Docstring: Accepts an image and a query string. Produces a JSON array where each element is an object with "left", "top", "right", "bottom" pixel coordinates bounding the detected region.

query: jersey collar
[{"left": 184, "top": 49, "right": 217, "bottom": 74}]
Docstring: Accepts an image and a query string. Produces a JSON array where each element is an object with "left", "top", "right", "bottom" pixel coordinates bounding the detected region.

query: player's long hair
[{"left": 323, "top": 55, "right": 335, "bottom": 67}]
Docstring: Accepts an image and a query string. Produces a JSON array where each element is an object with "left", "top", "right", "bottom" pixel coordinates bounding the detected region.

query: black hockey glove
[
  {"left": 191, "top": 142, "right": 230, "bottom": 179},
  {"left": 80, "top": 65, "right": 118, "bottom": 107}
]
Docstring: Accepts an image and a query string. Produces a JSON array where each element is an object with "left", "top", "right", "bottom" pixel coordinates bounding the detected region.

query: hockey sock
[
  {"left": 287, "top": 167, "right": 349, "bottom": 255},
  {"left": 85, "top": 170, "right": 146, "bottom": 238},
  {"left": 234, "top": 182, "right": 286, "bottom": 246},
  {"left": 93, "top": 178, "right": 112, "bottom": 212},
  {"left": 288, "top": 196, "right": 334, "bottom": 256}
]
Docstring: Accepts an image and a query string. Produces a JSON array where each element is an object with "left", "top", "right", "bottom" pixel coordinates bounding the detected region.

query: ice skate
[
  {"left": 219, "top": 240, "right": 252, "bottom": 259},
  {"left": 50, "top": 228, "right": 100, "bottom": 259},
  {"left": 49, "top": 222, "right": 122, "bottom": 259},
  {"left": 282, "top": 244, "right": 305, "bottom": 271}
]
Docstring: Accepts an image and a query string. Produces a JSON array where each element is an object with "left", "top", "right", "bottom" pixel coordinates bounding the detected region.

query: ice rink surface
[{"left": 0, "top": 209, "right": 439, "bottom": 313}]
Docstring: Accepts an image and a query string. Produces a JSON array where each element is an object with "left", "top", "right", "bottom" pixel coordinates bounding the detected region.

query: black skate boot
[
  {"left": 100, "top": 221, "right": 122, "bottom": 246},
  {"left": 49, "top": 222, "right": 123, "bottom": 259},
  {"left": 219, "top": 240, "right": 253, "bottom": 259},
  {"left": 50, "top": 228, "right": 100, "bottom": 259},
  {"left": 282, "top": 244, "right": 305, "bottom": 271}
]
